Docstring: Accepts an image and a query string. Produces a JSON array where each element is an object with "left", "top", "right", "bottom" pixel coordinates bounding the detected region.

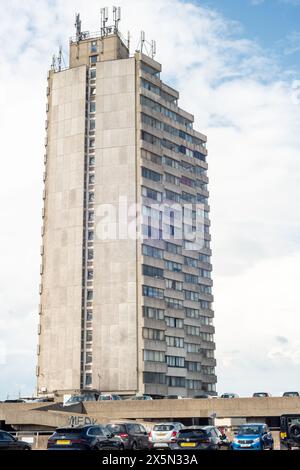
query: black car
[
  {"left": 280, "top": 414, "right": 300, "bottom": 450},
  {"left": 0, "top": 431, "right": 31, "bottom": 450},
  {"left": 106, "top": 422, "right": 150, "bottom": 450},
  {"left": 170, "top": 426, "right": 228, "bottom": 450},
  {"left": 47, "top": 425, "right": 124, "bottom": 450}
]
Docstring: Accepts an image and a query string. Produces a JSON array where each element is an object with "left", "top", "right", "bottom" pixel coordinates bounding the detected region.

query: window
[
  {"left": 167, "top": 376, "right": 186, "bottom": 388},
  {"left": 185, "top": 325, "right": 200, "bottom": 336},
  {"left": 142, "top": 244, "right": 163, "bottom": 259},
  {"left": 87, "top": 270, "right": 93, "bottom": 280},
  {"left": 90, "top": 55, "right": 98, "bottom": 64},
  {"left": 85, "top": 373, "right": 92, "bottom": 385},
  {"left": 200, "top": 332, "right": 214, "bottom": 342},
  {"left": 165, "top": 260, "right": 182, "bottom": 272},
  {"left": 202, "top": 349, "right": 214, "bottom": 358},
  {"left": 199, "top": 285, "right": 212, "bottom": 294},
  {"left": 165, "top": 279, "right": 183, "bottom": 291},
  {"left": 89, "top": 156, "right": 95, "bottom": 166},
  {"left": 142, "top": 167, "right": 162, "bottom": 182},
  {"left": 184, "top": 273, "right": 198, "bottom": 285},
  {"left": 184, "top": 256, "right": 198, "bottom": 268},
  {"left": 199, "top": 253, "right": 211, "bottom": 264},
  {"left": 164, "top": 189, "right": 181, "bottom": 203},
  {"left": 91, "top": 41, "right": 97, "bottom": 53},
  {"left": 141, "top": 112, "right": 162, "bottom": 130},
  {"left": 142, "top": 264, "right": 163, "bottom": 279},
  {"left": 144, "top": 350, "right": 165, "bottom": 362},
  {"left": 143, "top": 306, "right": 164, "bottom": 320},
  {"left": 186, "top": 343, "right": 201, "bottom": 353},
  {"left": 87, "top": 249, "right": 94, "bottom": 260},
  {"left": 166, "top": 336, "right": 184, "bottom": 348},
  {"left": 165, "top": 297, "right": 183, "bottom": 310},
  {"left": 166, "top": 356, "right": 185, "bottom": 368},
  {"left": 88, "top": 212, "right": 94, "bottom": 222},
  {"left": 142, "top": 186, "right": 162, "bottom": 202},
  {"left": 86, "top": 330, "right": 93, "bottom": 342},
  {"left": 200, "top": 300, "right": 211, "bottom": 310},
  {"left": 184, "top": 290, "right": 199, "bottom": 301},
  {"left": 86, "top": 352, "right": 92, "bottom": 364},
  {"left": 143, "top": 328, "right": 165, "bottom": 341},
  {"left": 90, "top": 69, "right": 96, "bottom": 79},
  {"left": 182, "top": 192, "right": 196, "bottom": 203},
  {"left": 88, "top": 192, "right": 95, "bottom": 203},
  {"left": 165, "top": 242, "right": 182, "bottom": 255},
  {"left": 199, "top": 316, "right": 213, "bottom": 326},
  {"left": 89, "top": 174, "right": 95, "bottom": 184},
  {"left": 186, "top": 361, "right": 201, "bottom": 372},
  {"left": 90, "top": 119, "right": 96, "bottom": 131},
  {"left": 88, "top": 231, "right": 94, "bottom": 241},
  {"left": 141, "top": 130, "right": 161, "bottom": 146},
  {"left": 142, "top": 285, "right": 164, "bottom": 299},
  {"left": 90, "top": 102, "right": 96, "bottom": 113},
  {"left": 89, "top": 139, "right": 95, "bottom": 149},
  {"left": 184, "top": 307, "right": 200, "bottom": 319},
  {"left": 87, "top": 310, "right": 93, "bottom": 321},
  {"left": 165, "top": 173, "right": 180, "bottom": 186},
  {"left": 143, "top": 372, "right": 165, "bottom": 384},
  {"left": 199, "top": 269, "right": 211, "bottom": 279},
  {"left": 186, "top": 379, "right": 202, "bottom": 390},
  {"left": 165, "top": 317, "right": 184, "bottom": 328},
  {"left": 90, "top": 87, "right": 96, "bottom": 96},
  {"left": 87, "top": 290, "right": 93, "bottom": 301},
  {"left": 141, "top": 149, "right": 162, "bottom": 165}
]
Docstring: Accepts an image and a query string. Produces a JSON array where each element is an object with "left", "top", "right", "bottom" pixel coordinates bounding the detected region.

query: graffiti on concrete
[{"left": 67, "top": 415, "right": 97, "bottom": 427}]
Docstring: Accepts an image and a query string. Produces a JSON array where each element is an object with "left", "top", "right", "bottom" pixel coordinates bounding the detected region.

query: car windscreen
[
  {"left": 178, "top": 429, "right": 208, "bottom": 439},
  {"left": 153, "top": 425, "right": 174, "bottom": 431},
  {"left": 254, "top": 393, "right": 267, "bottom": 397},
  {"left": 238, "top": 426, "right": 262, "bottom": 435},
  {"left": 106, "top": 424, "right": 127, "bottom": 434}
]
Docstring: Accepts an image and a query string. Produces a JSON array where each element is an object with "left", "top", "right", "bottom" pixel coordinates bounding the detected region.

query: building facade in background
[{"left": 37, "top": 13, "right": 216, "bottom": 398}]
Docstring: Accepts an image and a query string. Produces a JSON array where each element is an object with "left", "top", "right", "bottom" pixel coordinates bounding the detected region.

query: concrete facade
[{"left": 37, "top": 27, "right": 216, "bottom": 397}]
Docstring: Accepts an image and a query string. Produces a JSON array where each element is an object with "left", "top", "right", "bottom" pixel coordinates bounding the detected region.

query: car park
[
  {"left": 282, "top": 391, "right": 300, "bottom": 397},
  {"left": 170, "top": 426, "right": 228, "bottom": 450},
  {"left": 106, "top": 422, "right": 150, "bottom": 450},
  {"left": 253, "top": 392, "right": 272, "bottom": 398},
  {"left": 47, "top": 425, "right": 124, "bottom": 450},
  {"left": 0, "top": 431, "right": 31, "bottom": 450},
  {"left": 220, "top": 393, "right": 239, "bottom": 399},
  {"left": 231, "top": 423, "right": 274, "bottom": 451},
  {"left": 149, "top": 422, "right": 184, "bottom": 448},
  {"left": 280, "top": 414, "right": 300, "bottom": 450}
]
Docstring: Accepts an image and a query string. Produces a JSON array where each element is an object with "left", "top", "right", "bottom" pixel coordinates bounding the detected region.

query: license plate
[
  {"left": 241, "top": 444, "right": 252, "bottom": 448},
  {"left": 181, "top": 442, "right": 196, "bottom": 447},
  {"left": 157, "top": 433, "right": 167, "bottom": 437},
  {"left": 57, "top": 440, "right": 71, "bottom": 445}
]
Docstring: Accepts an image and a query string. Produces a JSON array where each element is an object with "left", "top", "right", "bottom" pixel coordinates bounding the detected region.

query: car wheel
[{"left": 132, "top": 441, "right": 138, "bottom": 450}]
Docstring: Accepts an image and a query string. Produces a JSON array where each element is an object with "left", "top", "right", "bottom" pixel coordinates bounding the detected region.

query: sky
[{"left": 0, "top": 0, "right": 300, "bottom": 399}]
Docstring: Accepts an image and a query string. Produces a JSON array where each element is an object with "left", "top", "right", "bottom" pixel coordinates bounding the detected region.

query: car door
[
  {"left": 138, "top": 425, "right": 149, "bottom": 449},
  {"left": 93, "top": 426, "right": 112, "bottom": 449},
  {"left": 0, "top": 432, "right": 18, "bottom": 450}
]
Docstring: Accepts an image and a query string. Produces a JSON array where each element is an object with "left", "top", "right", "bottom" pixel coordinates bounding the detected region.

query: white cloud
[{"left": 0, "top": 0, "right": 300, "bottom": 398}]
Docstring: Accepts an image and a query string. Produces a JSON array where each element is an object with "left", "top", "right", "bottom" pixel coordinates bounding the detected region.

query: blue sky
[
  {"left": 0, "top": 0, "right": 300, "bottom": 399},
  {"left": 190, "top": 0, "right": 300, "bottom": 72}
]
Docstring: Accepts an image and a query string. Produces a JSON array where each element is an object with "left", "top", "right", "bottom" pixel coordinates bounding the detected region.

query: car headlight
[
  {"left": 233, "top": 438, "right": 239, "bottom": 443},
  {"left": 253, "top": 438, "right": 260, "bottom": 444}
]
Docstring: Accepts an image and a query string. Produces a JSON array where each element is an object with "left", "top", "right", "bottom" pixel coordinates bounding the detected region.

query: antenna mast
[
  {"left": 113, "top": 6, "right": 121, "bottom": 33},
  {"left": 100, "top": 7, "right": 109, "bottom": 37},
  {"left": 75, "top": 13, "right": 82, "bottom": 42}
]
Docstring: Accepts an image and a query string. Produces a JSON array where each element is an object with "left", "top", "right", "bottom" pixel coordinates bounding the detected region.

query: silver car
[{"left": 149, "top": 422, "right": 184, "bottom": 448}]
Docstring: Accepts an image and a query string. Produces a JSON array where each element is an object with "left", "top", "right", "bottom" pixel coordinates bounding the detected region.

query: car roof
[{"left": 239, "top": 423, "right": 265, "bottom": 426}]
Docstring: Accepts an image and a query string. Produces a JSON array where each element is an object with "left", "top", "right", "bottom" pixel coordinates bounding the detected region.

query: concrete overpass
[{"left": 1, "top": 397, "right": 300, "bottom": 430}]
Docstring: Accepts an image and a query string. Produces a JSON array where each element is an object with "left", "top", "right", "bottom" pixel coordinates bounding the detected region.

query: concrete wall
[
  {"left": 92, "top": 57, "right": 138, "bottom": 393},
  {"left": 38, "top": 66, "right": 87, "bottom": 393}
]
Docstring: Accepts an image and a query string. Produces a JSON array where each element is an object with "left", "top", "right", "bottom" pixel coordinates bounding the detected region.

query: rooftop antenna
[
  {"left": 141, "top": 31, "right": 145, "bottom": 54},
  {"left": 75, "top": 13, "right": 82, "bottom": 42},
  {"left": 100, "top": 7, "right": 109, "bottom": 37},
  {"left": 51, "top": 54, "right": 56, "bottom": 71},
  {"left": 58, "top": 46, "right": 62, "bottom": 72},
  {"left": 113, "top": 6, "right": 121, "bottom": 33},
  {"left": 151, "top": 40, "right": 157, "bottom": 59},
  {"left": 127, "top": 31, "right": 130, "bottom": 52}
]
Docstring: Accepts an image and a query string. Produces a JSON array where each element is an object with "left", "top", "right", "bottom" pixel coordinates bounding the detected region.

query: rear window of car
[
  {"left": 178, "top": 429, "right": 208, "bottom": 439},
  {"left": 153, "top": 425, "right": 174, "bottom": 431},
  {"left": 106, "top": 424, "right": 127, "bottom": 434},
  {"left": 54, "top": 428, "right": 83, "bottom": 437}
]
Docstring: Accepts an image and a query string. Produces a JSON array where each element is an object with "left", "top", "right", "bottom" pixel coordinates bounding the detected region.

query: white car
[{"left": 149, "top": 422, "right": 184, "bottom": 448}]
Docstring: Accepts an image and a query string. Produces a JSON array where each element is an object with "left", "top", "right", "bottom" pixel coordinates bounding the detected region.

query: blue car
[{"left": 231, "top": 423, "right": 274, "bottom": 450}]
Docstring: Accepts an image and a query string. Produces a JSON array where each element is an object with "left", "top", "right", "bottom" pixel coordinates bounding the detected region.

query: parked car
[
  {"left": 283, "top": 391, "right": 300, "bottom": 397},
  {"left": 253, "top": 392, "right": 272, "bottom": 398},
  {"left": 130, "top": 394, "right": 153, "bottom": 401},
  {"left": 149, "top": 422, "right": 184, "bottom": 448},
  {"left": 163, "top": 395, "right": 183, "bottom": 400},
  {"left": 0, "top": 431, "right": 31, "bottom": 450},
  {"left": 231, "top": 423, "right": 274, "bottom": 451},
  {"left": 106, "top": 422, "right": 149, "bottom": 450},
  {"left": 170, "top": 426, "right": 228, "bottom": 450},
  {"left": 193, "top": 393, "right": 212, "bottom": 399},
  {"left": 98, "top": 394, "right": 122, "bottom": 401},
  {"left": 280, "top": 414, "right": 300, "bottom": 450},
  {"left": 47, "top": 425, "right": 123, "bottom": 450},
  {"left": 63, "top": 392, "right": 100, "bottom": 407},
  {"left": 220, "top": 393, "right": 239, "bottom": 399},
  {"left": 4, "top": 399, "right": 26, "bottom": 403}
]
